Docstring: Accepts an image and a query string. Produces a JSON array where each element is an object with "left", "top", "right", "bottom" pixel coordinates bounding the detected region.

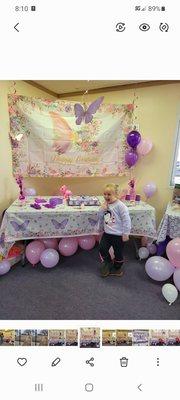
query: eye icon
[{"left": 139, "top": 23, "right": 150, "bottom": 31}]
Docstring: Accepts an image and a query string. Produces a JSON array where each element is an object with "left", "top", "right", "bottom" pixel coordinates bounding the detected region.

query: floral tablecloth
[
  {"left": 157, "top": 203, "right": 180, "bottom": 242},
  {"left": 0, "top": 197, "right": 157, "bottom": 257}
]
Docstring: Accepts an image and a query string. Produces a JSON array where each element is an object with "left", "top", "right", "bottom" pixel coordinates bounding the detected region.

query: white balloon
[
  {"left": 162, "top": 284, "right": 178, "bottom": 305},
  {"left": 138, "top": 247, "right": 149, "bottom": 260}
]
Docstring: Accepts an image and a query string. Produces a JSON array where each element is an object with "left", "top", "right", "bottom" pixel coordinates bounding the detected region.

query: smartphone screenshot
[{"left": 0, "top": 1, "right": 180, "bottom": 399}]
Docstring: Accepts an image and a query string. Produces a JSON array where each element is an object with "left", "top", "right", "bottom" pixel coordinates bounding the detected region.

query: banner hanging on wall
[{"left": 8, "top": 95, "right": 134, "bottom": 177}]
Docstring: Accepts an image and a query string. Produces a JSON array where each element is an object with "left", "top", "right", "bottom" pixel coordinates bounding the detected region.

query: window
[{"left": 171, "top": 120, "right": 180, "bottom": 186}]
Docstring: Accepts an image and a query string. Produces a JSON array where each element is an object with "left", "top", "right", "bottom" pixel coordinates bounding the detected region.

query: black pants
[{"left": 99, "top": 232, "right": 124, "bottom": 268}]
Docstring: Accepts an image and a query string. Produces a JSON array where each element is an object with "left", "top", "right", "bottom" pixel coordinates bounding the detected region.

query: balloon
[
  {"left": 147, "top": 243, "right": 157, "bottom": 255},
  {"left": 0, "top": 260, "right": 11, "bottom": 275},
  {"left": 24, "top": 188, "right": 36, "bottom": 196},
  {"left": 173, "top": 269, "right": 180, "bottom": 291},
  {"left": 143, "top": 182, "right": 156, "bottom": 198},
  {"left": 166, "top": 238, "right": 180, "bottom": 268},
  {"left": 41, "top": 238, "right": 59, "bottom": 250},
  {"left": 59, "top": 237, "right": 78, "bottom": 256},
  {"left": 138, "top": 247, "right": 149, "bottom": 259},
  {"left": 25, "top": 240, "right": 45, "bottom": 265},
  {"left": 78, "top": 235, "right": 96, "bottom": 250},
  {"left": 145, "top": 256, "right": 175, "bottom": 281},
  {"left": 156, "top": 237, "right": 171, "bottom": 256},
  {"left": 125, "top": 150, "right": 138, "bottom": 167},
  {"left": 40, "top": 249, "right": 59, "bottom": 268},
  {"left": 137, "top": 138, "right": 153, "bottom": 156},
  {"left": 162, "top": 284, "right": 178, "bottom": 305},
  {"left": 127, "top": 130, "right": 141, "bottom": 148}
]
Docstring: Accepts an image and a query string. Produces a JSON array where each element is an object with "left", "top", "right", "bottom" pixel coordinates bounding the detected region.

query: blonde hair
[{"left": 104, "top": 183, "right": 120, "bottom": 197}]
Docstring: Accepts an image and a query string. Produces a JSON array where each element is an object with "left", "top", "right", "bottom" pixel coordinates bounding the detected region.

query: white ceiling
[{"left": 33, "top": 80, "right": 147, "bottom": 95}]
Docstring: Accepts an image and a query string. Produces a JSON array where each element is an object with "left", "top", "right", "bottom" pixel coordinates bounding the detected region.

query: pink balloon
[
  {"left": 0, "top": 260, "right": 11, "bottom": 275},
  {"left": 24, "top": 188, "right": 36, "bottom": 196},
  {"left": 147, "top": 243, "right": 157, "bottom": 255},
  {"left": 41, "top": 238, "right": 59, "bottom": 250},
  {"left": 78, "top": 235, "right": 96, "bottom": 250},
  {"left": 40, "top": 249, "right": 59, "bottom": 268},
  {"left": 173, "top": 269, "right": 180, "bottom": 290},
  {"left": 25, "top": 240, "right": 45, "bottom": 265},
  {"left": 137, "top": 138, "right": 153, "bottom": 156},
  {"left": 166, "top": 238, "right": 180, "bottom": 268},
  {"left": 143, "top": 182, "right": 156, "bottom": 198},
  {"left": 59, "top": 237, "right": 78, "bottom": 256}
]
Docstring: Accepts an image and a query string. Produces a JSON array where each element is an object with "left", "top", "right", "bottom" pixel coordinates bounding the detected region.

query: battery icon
[{"left": 31, "top": 6, "right": 36, "bottom": 11}]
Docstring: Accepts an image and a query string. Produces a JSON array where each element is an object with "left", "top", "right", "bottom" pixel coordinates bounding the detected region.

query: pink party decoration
[
  {"left": 15, "top": 175, "right": 25, "bottom": 200},
  {"left": 41, "top": 238, "right": 59, "bottom": 250},
  {"left": 78, "top": 235, "right": 96, "bottom": 250},
  {"left": 64, "top": 190, "right": 72, "bottom": 199},
  {"left": 173, "top": 269, "right": 180, "bottom": 290},
  {"left": 137, "top": 138, "right": 153, "bottom": 156},
  {"left": 0, "top": 260, "right": 11, "bottom": 275},
  {"left": 128, "top": 178, "right": 136, "bottom": 200},
  {"left": 59, "top": 237, "right": 78, "bottom": 256},
  {"left": 40, "top": 249, "right": 59, "bottom": 268},
  {"left": 59, "top": 185, "right": 67, "bottom": 196},
  {"left": 25, "top": 240, "right": 45, "bottom": 265},
  {"left": 166, "top": 238, "right": 180, "bottom": 268}
]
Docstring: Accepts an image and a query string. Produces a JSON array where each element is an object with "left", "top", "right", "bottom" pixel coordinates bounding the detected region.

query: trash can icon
[{"left": 120, "top": 357, "right": 128, "bottom": 367}]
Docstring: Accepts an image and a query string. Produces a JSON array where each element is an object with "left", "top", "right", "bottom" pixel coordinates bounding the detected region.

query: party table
[
  {"left": 157, "top": 203, "right": 180, "bottom": 242},
  {"left": 0, "top": 197, "right": 157, "bottom": 257}
]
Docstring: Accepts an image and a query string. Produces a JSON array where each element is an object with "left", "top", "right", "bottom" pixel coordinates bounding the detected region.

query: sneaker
[
  {"left": 100, "top": 261, "right": 112, "bottom": 277},
  {"left": 109, "top": 266, "right": 124, "bottom": 277}
]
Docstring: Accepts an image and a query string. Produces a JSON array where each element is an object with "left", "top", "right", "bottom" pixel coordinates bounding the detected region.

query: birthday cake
[{"left": 68, "top": 196, "right": 100, "bottom": 206}]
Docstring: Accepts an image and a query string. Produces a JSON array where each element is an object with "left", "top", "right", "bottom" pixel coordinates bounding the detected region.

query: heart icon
[{"left": 17, "top": 358, "right": 27, "bottom": 366}]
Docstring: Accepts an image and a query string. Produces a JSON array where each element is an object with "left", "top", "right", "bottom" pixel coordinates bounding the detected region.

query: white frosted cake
[{"left": 68, "top": 196, "right": 100, "bottom": 206}]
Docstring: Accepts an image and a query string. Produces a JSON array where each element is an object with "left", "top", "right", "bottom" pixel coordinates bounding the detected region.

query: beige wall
[{"left": 0, "top": 81, "right": 180, "bottom": 224}]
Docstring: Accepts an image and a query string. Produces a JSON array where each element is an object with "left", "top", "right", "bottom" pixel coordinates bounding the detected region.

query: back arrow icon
[
  {"left": 14, "top": 23, "right": 19, "bottom": 32},
  {"left": 138, "top": 384, "right": 143, "bottom": 392}
]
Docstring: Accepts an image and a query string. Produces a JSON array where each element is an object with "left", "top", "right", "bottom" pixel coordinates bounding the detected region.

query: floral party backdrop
[{"left": 8, "top": 95, "right": 134, "bottom": 177}]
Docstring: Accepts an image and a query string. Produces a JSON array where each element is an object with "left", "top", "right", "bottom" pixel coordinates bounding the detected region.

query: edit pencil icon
[{"left": 51, "top": 357, "right": 61, "bottom": 367}]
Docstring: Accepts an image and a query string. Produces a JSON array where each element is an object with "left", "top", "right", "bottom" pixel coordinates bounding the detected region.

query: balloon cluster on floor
[
  {"left": 25, "top": 235, "right": 97, "bottom": 268},
  {"left": 144, "top": 237, "right": 180, "bottom": 305}
]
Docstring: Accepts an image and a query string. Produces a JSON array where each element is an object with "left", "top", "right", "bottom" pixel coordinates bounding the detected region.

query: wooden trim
[
  {"left": 57, "top": 80, "right": 180, "bottom": 98},
  {"left": 23, "top": 81, "right": 58, "bottom": 97},
  {"left": 24, "top": 80, "right": 180, "bottom": 98}
]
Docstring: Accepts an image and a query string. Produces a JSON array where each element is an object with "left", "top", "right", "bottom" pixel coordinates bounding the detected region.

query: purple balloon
[
  {"left": 25, "top": 240, "right": 45, "bottom": 265},
  {"left": 125, "top": 150, "right": 138, "bottom": 167},
  {"left": 0, "top": 260, "right": 11, "bottom": 275},
  {"left": 40, "top": 249, "right": 59, "bottom": 268},
  {"left": 147, "top": 243, "right": 157, "bottom": 255},
  {"left": 127, "top": 130, "right": 141, "bottom": 148},
  {"left": 156, "top": 237, "right": 171, "bottom": 256},
  {"left": 143, "top": 182, "right": 156, "bottom": 198},
  {"left": 145, "top": 256, "right": 175, "bottom": 281},
  {"left": 173, "top": 269, "right": 180, "bottom": 291}
]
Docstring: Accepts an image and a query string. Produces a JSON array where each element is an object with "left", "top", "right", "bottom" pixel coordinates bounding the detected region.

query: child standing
[{"left": 99, "top": 183, "right": 131, "bottom": 277}]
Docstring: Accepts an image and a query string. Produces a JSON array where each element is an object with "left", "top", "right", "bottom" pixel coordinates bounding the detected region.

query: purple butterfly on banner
[
  {"left": 10, "top": 220, "right": 30, "bottom": 231},
  {"left": 74, "top": 96, "right": 104, "bottom": 125},
  {"left": 51, "top": 219, "right": 68, "bottom": 229},
  {"left": 0, "top": 232, "right": 5, "bottom": 248},
  {"left": 88, "top": 218, "right": 98, "bottom": 226}
]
